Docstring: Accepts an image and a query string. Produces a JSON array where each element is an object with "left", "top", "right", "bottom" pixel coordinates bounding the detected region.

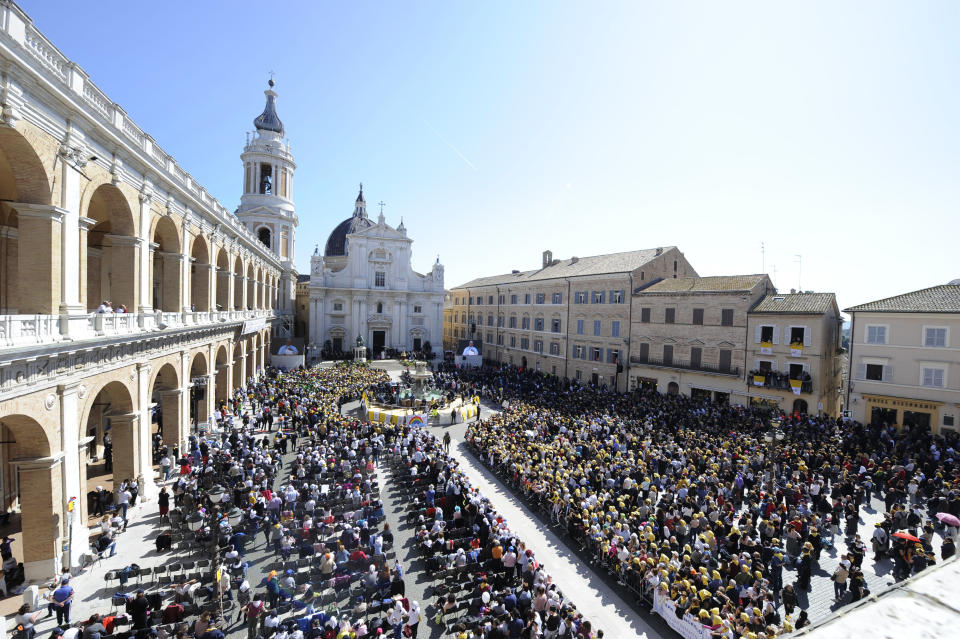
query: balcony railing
[
  {"left": 0, "top": 314, "right": 63, "bottom": 348},
  {"left": 0, "top": 309, "right": 285, "bottom": 351},
  {"left": 629, "top": 355, "right": 740, "bottom": 376},
  {"left": 750, "top": 371, "right": 813, "bottom": 393}
]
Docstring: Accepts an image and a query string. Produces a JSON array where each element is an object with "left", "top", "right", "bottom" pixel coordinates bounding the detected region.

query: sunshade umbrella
[
  {"left": 892, "top": 531, "right": 922, "bottom": 542},
  {"left": 935, "top": 512, "right": 960, "bottom": 527}
]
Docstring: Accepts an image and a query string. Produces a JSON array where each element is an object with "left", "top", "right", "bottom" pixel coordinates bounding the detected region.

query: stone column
[
  {"left": 57, "top": 382, "right": 87, "bottom": 570},
  {"left": 234, "top": 343, "right": 246, "bottom": 390},
  {"left": 58, "top": 154, "right": 86, "bottom": 335},
  {"left": 76, "top": 217, "right": 96, "bottom": 313},
  {"left": 16, "top": 454, "right": 64, "bottom": 582},
  {"left": 15, "top": 204, "right": 64, "bottom": 314},
  {"left": 204, "top": 373, "right": 216, "bottom": 427},
  {"left": 0, "top": 224, "right": 18, "bottom": 313},
  {"left": 160, "top": 389, "right": 185, "bottom": 449},
  {"left": 136, "top": 192, "right": 153, "bottom": 315},
  {"left": 215, "top": 363, "right": 231, "bottom": 406},
  {"left": 104, "top": 234, "right": 140, "bottom": 312},
  {"left": 160, "top": 252, "right": 183, "bottom": 314},
  {"left": 109, "top": 413, "right": 140, "bottom": 492}
]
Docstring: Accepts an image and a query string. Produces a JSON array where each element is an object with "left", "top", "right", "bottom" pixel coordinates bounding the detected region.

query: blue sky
[{"left": 21, "top": 1, "right": 960, "bottom": 311}]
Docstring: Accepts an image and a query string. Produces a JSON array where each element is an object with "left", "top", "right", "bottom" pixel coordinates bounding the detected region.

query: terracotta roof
[
  {"left": 452, "top": 247, "right": 680, "bottom": 289},
  {"left": 639, "top": 275, "right": 768, "bottom": 294},
  {"left": 844, "top": 285, "right": 960, "bottom": 313},
  {"left": 751, "top": 293, "right": 836, "bottom": 314}
]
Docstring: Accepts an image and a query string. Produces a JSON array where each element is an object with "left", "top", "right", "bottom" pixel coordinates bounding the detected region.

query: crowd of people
[
  {"left": 392, "top": 420, "right": 601, "bottom": 639},
  {"left": 450, "top": 364, "right": 960, "bottom": 638}
]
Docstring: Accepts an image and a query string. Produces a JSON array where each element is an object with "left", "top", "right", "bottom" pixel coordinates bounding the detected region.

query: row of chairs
[{"left": 104, "top": 559, "right": 213, "bottom": 591}]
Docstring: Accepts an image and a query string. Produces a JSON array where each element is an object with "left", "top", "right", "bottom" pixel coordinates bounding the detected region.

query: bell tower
[{"left": 235, "top": 78, "right": 298, "bottom": 312}]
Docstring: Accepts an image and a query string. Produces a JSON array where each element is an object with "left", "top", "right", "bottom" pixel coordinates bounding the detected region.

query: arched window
[
  {"left": 258, "top": 227, "right": 271, "bottom": 248},
  {"left": 377, "top": 302, "right": 383, "bottom": 314}
]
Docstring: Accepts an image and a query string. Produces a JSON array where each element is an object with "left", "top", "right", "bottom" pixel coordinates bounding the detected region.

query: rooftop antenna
[
  {"left": 772, "top": 264, "right": 778, "bottom": 289},
  {"left": 761, "top": 242, "right": 765, "bottom": 275},
  {"left": 794, "top": 254, "right": 802, "bottom": 291}
]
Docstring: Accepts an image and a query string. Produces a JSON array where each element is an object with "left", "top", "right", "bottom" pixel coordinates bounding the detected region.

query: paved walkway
[{"left": 442, "top": 423, "right": 663, "bottom": 638}]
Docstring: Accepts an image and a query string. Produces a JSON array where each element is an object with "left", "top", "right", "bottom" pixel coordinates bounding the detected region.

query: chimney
[
  {"left": 570, "top": 256, "right": 578, "bottom": 264},
  {"left": 511, "top": 269, "right": 520, "bottom": 274},
  {"left": 542, "top": 250, "right": 553, "bottom": 268},
  {"left": 655, "top": 247, "right": 663, "bottom": 256}
]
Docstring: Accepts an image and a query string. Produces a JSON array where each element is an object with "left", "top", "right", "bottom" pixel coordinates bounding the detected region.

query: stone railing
[
  {"left": 0, "top": 314, "right": 63, "bottom": 348},
  {"left": 0, "top": 310, "right": 285, "bottom": 352},
  {"left": 0, "top": 5, "right": 280, "bottom": 269}
]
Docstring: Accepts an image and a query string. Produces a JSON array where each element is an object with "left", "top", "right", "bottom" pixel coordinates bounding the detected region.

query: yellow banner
[
  {"left": 790, "top": 379, "right": 802, "bottom": 395},
  {"left": 753, "top": 375, "right": 765, "bottom": 387},
  {"left": 760, "top": 341, "right": 773, "bottom": 355},
  {"left": 790, "top": 344, "right": 803, "bottom": 357}
]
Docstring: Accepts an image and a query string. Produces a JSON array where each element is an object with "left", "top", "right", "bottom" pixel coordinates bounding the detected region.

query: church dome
[{"left": 324, "top": 185, "right": 373, "bottom": 256}]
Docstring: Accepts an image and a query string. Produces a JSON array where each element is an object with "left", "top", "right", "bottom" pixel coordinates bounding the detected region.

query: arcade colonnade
[
  {"left": 0, "top": 327, "right": 271, "bottom": 582},
  {"left": 0, "top": 2, "right": 295, "bottom": 586}
]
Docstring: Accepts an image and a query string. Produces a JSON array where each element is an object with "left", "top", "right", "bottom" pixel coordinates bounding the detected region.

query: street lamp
[
  {"left": 227, "top": 506, "right": 244, "bottom": 528},
  {"left": 186, "top": 511, "right": 205, "bottom": 532},
  {"left": 207, "top": 484, "right": 226, "bottom": 505}
]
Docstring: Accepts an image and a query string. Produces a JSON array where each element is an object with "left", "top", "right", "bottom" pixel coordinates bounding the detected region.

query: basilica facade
[{"left": 307, "top": 188, "right": 444, "bottom": 358}]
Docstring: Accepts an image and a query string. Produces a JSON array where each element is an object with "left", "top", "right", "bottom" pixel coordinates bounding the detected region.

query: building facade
[
  {"left": 845, "top": 284, "right": 960, "bottom": 434},
  {"left": 629, "top": 275, "right": 774, "bottom": 400},
  {"left": 746, "top": 293, "right": 843, "bottom": 416},
  {"left": 629, "top": 281, "right": 843, "bottom": 415},
  {"left": 307, "top": 188, "right": 444, "bottom": 357},
  {"left": 0, "top": 3, "right": 288, "bottom": 580},
  {"left": 447, "top": 247, "right": 697, "bottom": 390}
]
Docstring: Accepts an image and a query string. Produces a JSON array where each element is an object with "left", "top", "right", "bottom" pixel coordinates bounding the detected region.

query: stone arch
[
  {"left": 667, "top": 381, "right": 680, "bottom": 395},
  {"left": 189, "top": 350, "right": 210, "bottom": 425},
  {"left": 0, "top": 413, "right": 61, "bottom": 580},
  {"left": 793, "top": 398, "right": 808, "bottom": 415},
  {"left": 215, "top": 247, "right": 229, "bottom": 311},
  {"left": 189, "top": 233, "right": 211, "bottom": 312},
  {"left": 214, "top": 344, "right": 230, "bottom": 404},
  {"left": 81, "top": 379, "right": 138, "bottom": 512},
  {"left": 150, "top": 214, "right": 182, "bottom": 312},
  {"left": 150, "top": 362, "right": 181, "bottom": 447},
  {"left": 84, "top": 183, "right": 139, "bottom": 312},
  {"left": 0, "top": 126, "right": 52, "bottom": 205},
  {"left": 256, "top": 226, "right": 271, "bottom": 250},
  {"left": 233, "top": 255, "right": 244, "bottom": 310},
  {"left": 0, "top": 127, "right": 53, "bottom": 314}
]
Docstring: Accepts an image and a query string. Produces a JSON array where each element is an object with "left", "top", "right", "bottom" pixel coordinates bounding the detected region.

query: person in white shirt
[
  {"left": 95, "top": 301, "right": 113, "bottom": 314},
  {"left": 277, "top": 340, "right": 299, "bottom": 355}
]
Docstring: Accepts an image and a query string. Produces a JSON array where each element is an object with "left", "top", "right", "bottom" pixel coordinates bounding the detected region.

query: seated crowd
[{"left": 391, "top": 423, "right": 600, "bottom": 639}]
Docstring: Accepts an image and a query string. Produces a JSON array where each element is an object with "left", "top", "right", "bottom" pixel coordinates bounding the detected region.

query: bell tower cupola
[{"left": 235, "top": 77, "right": 299, "bottom": 312}]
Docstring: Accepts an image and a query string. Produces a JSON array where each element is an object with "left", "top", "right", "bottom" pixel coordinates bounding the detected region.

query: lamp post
[{"left": 764, "top": 422, "right": 785, "bottom": 493}]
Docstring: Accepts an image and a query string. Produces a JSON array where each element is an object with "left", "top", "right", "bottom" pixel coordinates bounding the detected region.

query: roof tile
[{"left": 844, "top": 285, "right": 960, "bottom": 313}]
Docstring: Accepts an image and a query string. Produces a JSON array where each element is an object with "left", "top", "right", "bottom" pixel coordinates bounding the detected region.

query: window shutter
[
  {"left": 754, "top": 359, "right": 760, "bottom": 370},
  {"left": 882, "top": 364, "right": 892, "bottom": 382},
  {"left": 803, "top": 326, "right": 812, "bottom": 347},
  {"left": 754, "top": 325, "right": 762, "bottom": 343},
  {"left": 803, "top": 363, "right": 810, "bottom": 373},
  {"left": 856, "top": 362, "right": 866, "bottom": 380},
  {"left": 773, "top": 326, "right": 780, "bottom": 344}
]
